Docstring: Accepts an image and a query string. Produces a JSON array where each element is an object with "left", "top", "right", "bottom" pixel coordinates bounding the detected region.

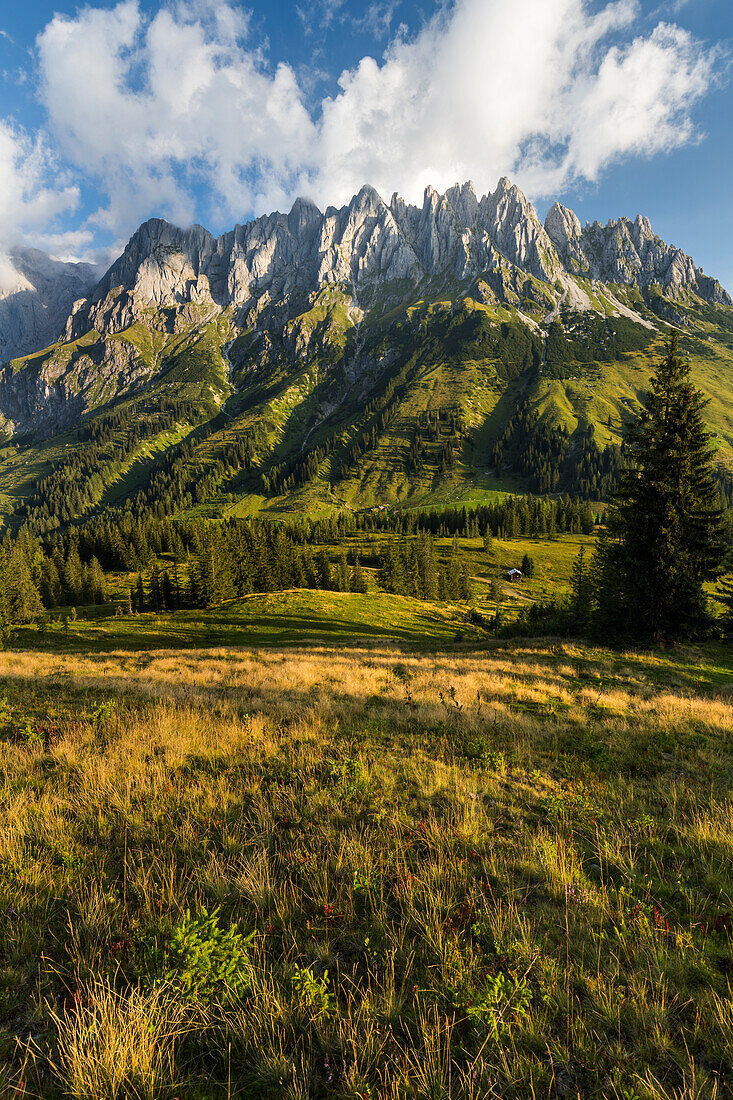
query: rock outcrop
[
  {"left": 65, "top": 179, "right": 572, "bottom": 341},
  {"left": 0, "top": 248, "right": 100, "bottom": 363},
  {"left": 544, "top": 203, "right": 729, "bottom": 304},
  {"left": 62, "top": 179, "right": 730, "bottom": 347}
]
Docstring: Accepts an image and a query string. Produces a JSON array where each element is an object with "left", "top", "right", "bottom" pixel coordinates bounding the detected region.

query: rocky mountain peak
[
  {"left": 288, "top": 196, "right": 322, "bottom": 235},
  {"left": 1, "top": 176, "right": 732, "bottom": 447},
  {"left": 444, "top": 181, "right": 480, "bottom": 227},
  {"left": 544, "top": 202, "right": 582, "bottom": 246},
  {"left": 33, "top": 176, "right": 731, "bottom": 355},
  {"left": 352, "top": 183, "right": 384, "bottom": 212},
  {"left": 0, "top": 248, "right": 100, "bottom": 363}
]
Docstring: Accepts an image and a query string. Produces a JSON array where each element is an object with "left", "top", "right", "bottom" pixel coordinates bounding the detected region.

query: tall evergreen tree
[
  {"left": 0, "top": 542, "right": 43, "bottom": 624},
  {"left": 570, "top": 546, "right": 593, "bottom": 631},
  {"left": 39, "top": 558, "right": 62, "bottom": 607},
  {"left": 89, "top": 557, "right": 106, "bottom": 604},
  {"left": 337, "top": 551, "right": 350, "bottom": 593},
  {"left": 315, "top": 549, "right": 333, "bottom": 591},
  {"left": 63, "top": 545, "right": 83, "bottom": 605},
  {"left": 718, "top": 574, "right": 733, "bottom": 639},
  {"left": 417, "top": 532, "right": 438, "bottom": 599},
  {"left": 594, "top": 335, "right": 726, "bottom": 640},
  {"left": 350, "top": 556, "right": 367, "bottom": 594},
  {"left": 162, "top": 571, "right": 175, "bottom": 611},
  {"left": 136, "top": 572, "right": 146, "bottom": 614},
  {"left": 150, "top": 565, "right": 162, "bottom": 613}
]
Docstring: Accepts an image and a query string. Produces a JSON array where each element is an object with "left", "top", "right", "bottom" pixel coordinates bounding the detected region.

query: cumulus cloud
[
  {"left": 310, "top": 0, "right": 719, "bottom": 205},
  {"left": 0, "top": 119, "right": 79, "bottom": 266},
  {"left": 1, "top": 0, "right": 720, "bottom": 255},
  {"left": 36, "top": 0, "right": 316, "bottom": 230}
]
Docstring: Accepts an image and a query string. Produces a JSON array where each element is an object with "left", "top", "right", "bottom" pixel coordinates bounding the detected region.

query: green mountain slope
[
  {"left": 2, "top": 281, "right": 732, "bottom": 536},
  {"left": 1, "top": 179, "right": 732, "bottom": 533}
]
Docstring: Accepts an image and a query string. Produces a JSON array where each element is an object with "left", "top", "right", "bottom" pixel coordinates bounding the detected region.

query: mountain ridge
[
  {"left": 60, "top": 178, "right": 730, "bottom": 353},
  {"left": 0, "top": 177, "right": 732, "bottom": 531},
  {"left": 0, "top": 248, "right": 100, "bottom": 364}
]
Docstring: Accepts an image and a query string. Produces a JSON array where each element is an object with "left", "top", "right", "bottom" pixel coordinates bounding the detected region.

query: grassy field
[
  {"left": 0, "top": 619, "right": 732, "bottom": 1098},
  {"left": 20, "top": 591, "right": 482, "bottom": 651}
]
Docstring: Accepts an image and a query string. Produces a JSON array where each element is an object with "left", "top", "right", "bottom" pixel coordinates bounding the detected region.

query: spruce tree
[
  {"left": 594, "top": 335, "right": 726, "bottom": 640},
  {"left": 315, "top": 549, "right": 333, "bottom": 591},
  {"left": 521, "top": 553, "right": 535, "bottom": 578},
  {"left": 63, "top": 546, "right": 83, "bottom": 605},
  {"left": 350, "top": 556, "right": 367, "bottom": 594},
  {"left": 0, "top": 543, "right": 43, "bottom": 624},
  {"left": 569, "top": 546, "right": 593, "bottom": 631},
  {"left": 136, "top": 572, "right": 146, "bottom": 614},
  {"left": 459, "top": 559, "right": 472, "bottom": 600},
  {"left": 90, "top": 557, "right": 106, "bottom": 604},
  {"left": 718, "top": 574, "right": 733, "bottom": 638},
  {"left": 150, "top": 565, "right": 162, "bottom": 613},
  {"left": 417, "top": 532, "right": 438, "bottom": 599},
  {"left": 39, "top": 558, "right": 62, "bottom": 607},
  {"left": 162, "top": 571, "right": 174, "bottom": 611},
  {"left": 337, "top": 551, "right": 350, "bottom": 593}
]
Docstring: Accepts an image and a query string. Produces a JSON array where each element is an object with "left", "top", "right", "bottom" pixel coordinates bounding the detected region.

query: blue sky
[{"left": 0, "top": 0, "right": 732, "bottom": 290}]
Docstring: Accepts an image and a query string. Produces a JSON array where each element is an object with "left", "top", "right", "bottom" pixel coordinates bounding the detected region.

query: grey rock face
[
  {"left": 0, "top": 248, "right": 100, "bottom": 362},
  {"left": 66, "top": 178, "right": 571, "bottom": 341},
  {"left": 544, "top": 204, "right": 730, "bottom": 304},
  {"left": 0, "top": 336, "right": 150, "bottom": 438},
  {"left": 65, "top": 179, "right": 729, "bottom": 349},
  {"left": 544, "top": 203, "right": 586, "bottom": 274},
  {"left": 3, "top": 178, "right": 731, "bottom": 438}
]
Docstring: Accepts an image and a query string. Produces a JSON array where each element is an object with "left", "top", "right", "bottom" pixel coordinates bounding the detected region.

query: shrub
[
  {"left": 290, "top": 964, "right": 335, "bottom": 1020},
  {"left": 159, "top": 906, "right": 255, "bottom": 1005}
]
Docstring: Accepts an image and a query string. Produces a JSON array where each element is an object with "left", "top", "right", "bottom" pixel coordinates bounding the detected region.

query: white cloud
[
  {"left": 0, "top": 0, "right": 718, "bottom": 256},
  {"left": 296, "top": 0, "right": 348, "bottom": 35},
  {"left": 308, "top": 0, "right": 720, "bottom": 206},
  {"left": 0, "top": 119, "right": 79, "bottom": 254},
  {"left": 353, "top": 2, "right": 401, "bottom": 41},
  {"left": 648, "top": 0, "right": 692, "bottom": 17},
  {"left": 36, "top": 0, "right": 317, "bottom": 230},
  {"left": 298, "top": 0, "right": 399, "bottom": 39}
]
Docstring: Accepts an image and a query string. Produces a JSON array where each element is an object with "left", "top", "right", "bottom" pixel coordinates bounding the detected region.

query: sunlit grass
[{"left": 0, "top": 636, "right": 731, "bottom": 1097}]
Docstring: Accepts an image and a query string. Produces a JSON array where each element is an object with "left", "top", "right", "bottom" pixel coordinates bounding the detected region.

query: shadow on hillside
[
  {"left": 470, "top": 377, "right": 529, "bottom": 466},
  {"left": 7, "top": 621, "right": 733, "bottom": 709},
  {"left": 12, "top": 610, "right": 463, "bottom": 655}
]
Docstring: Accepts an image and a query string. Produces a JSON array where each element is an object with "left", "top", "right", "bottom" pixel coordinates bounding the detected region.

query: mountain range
[{"left": 1, "top": 177, "right": 732, "bottom": 530}]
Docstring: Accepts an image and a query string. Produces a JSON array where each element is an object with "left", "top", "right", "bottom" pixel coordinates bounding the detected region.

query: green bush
[
  {"left": 160, "top": 906, "right": 255, "bottom": 1004},
  {"left": 290, "top": 964, "right": 335, "bottom": 1019}
]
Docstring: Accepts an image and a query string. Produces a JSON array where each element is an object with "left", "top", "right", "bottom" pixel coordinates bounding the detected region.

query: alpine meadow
[{"left": 1, "top": 0, "right": 733, "bottom": 1095}]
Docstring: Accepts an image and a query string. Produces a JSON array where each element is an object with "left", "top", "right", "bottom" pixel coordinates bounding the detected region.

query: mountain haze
[
  {"left": 0, "top": 248, "right": 100, "bottom": 364},
  {"left": 0, "top": 178, "right": 732, "bottom": 530}
]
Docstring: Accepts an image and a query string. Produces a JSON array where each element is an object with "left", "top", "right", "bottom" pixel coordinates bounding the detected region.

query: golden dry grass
[
  {"left": 6, "top": 639, "right": 732, "bottom": 723},
  {"left": 0, "top": 638, "right": 731, "bottom": 1099}
]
